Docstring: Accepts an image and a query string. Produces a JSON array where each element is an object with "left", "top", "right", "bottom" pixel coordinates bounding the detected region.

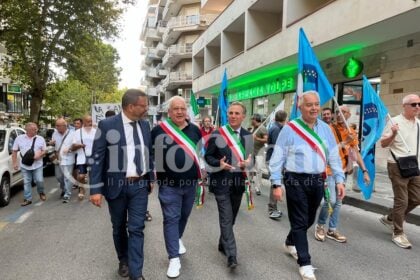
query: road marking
[
  {"left": 0, "top": 222, "right": 8, "bottom": 231},
  {"left": 34, "top": 201, "right": 43, "bottom": 206},
  {"left": 15, "top": 211, "right": 33, "bottom": 224},
  {"left": 49, "top": 188, "right": 58, "bottom": 194},
  {"left": 5, "top": 207, "right": 28, "bottom": 223}
]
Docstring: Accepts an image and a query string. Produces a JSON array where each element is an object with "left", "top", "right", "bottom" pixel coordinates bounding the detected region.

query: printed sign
[{"left": 91, "top": 103, "right": 121, "bottom": 123}]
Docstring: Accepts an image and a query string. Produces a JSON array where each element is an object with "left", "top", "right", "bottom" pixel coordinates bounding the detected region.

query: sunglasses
[{"left": 406, "top": 103, "right": 420, "bottom": 107}]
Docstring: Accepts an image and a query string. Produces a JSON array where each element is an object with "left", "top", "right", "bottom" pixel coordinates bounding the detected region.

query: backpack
[{"left": 21, "top": 137, "right": 37, "bottom": 166}]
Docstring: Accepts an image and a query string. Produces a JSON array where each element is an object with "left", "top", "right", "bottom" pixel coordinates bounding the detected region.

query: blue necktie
[{"left": 130, "top": 121, "right": 143, "bottom": 175}]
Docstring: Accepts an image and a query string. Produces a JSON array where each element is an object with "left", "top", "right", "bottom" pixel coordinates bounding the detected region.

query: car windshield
[{"left": 0, "top": 130, "right": 5, "bottom": 152}]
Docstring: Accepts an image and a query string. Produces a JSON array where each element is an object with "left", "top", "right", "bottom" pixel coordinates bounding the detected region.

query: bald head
[{"left": 55, "top": 118, "right": 68, "bottom": 134}]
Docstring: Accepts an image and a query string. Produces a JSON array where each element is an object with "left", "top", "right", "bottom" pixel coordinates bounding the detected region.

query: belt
[
  {"left": 126, "top": 176, "right": 145, "bottom": 183},
  {"left": 285, "top": 171, "right": 326, "bottom": 179}
]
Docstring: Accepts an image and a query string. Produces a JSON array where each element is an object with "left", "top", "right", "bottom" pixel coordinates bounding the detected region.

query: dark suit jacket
[
  {"left": 204, "top": 127, "right": 253, "bottom": 195},
  {"left": 90, "top": 113, "right": 154, "bottom": 200}
]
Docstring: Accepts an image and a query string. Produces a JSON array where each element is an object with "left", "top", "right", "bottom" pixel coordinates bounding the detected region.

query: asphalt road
[{"left": 0, "top": 176, "right": 419, "bottom": 280}]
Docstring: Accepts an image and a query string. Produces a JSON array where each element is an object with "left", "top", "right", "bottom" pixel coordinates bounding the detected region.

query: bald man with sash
[{"left": 269, "top": 91, "right": 345, "bottom": 280}]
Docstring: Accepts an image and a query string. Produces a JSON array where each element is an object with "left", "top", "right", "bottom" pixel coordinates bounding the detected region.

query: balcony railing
[
  {"left": 162, "top": 44, "right": 193, "bottom": 66},
  {"left": 162, "top": 71, "right": 193, "bottom": 90}
]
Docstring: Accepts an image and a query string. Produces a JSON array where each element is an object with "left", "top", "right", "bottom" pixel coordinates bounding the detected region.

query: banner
[{"left": 91, "top": 103, "right": 122, "bottom": 123}]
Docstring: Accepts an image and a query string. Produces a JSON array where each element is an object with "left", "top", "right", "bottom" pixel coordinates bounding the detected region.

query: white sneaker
[
  {"left": 284, "top": 243, "right": 298, "bottom": 260},
  {"left": 179, "top": 239, "right": 186, "bottom": 255},
  {"left": 392, "top": 233, "right": 412, "bottom": 249},
  {"left": 167, "top": 257, "right": 181, "bottom": 278},
  {"left": 299, "top": 265, "right": 316, "bottom": 280}
]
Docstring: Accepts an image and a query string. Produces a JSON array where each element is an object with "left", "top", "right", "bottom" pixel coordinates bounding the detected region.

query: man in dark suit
[
  {"left": 90, "top": 89, "right": 154, "bottom": 280},
  {"left": 205, "top": 101, "right": 253, "bottom": 269}
]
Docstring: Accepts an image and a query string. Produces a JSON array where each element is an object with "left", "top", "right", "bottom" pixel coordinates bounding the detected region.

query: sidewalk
[{"left": 263, "top": 168, "right": 420, "bottom": 226}]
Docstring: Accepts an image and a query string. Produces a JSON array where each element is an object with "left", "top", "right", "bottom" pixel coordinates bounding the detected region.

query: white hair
[
  {"left": 168, "top": 95, "right": 186, "bottom": 110},
  {"left": 298, "top": 90, "right": 320, "bottom": 107},
  {"left": 402, "top": 94, "right": 419, "bottom": 105}
]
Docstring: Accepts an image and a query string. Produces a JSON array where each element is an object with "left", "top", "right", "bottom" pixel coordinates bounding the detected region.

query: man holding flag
[
  {"left": 380, "top": 93, "right": 420, "bottom": 249},
  {"left": 315, "top": 105, "right": 370, "bottom": 243},
  {"left": 151, "top": 96, "right": 204, "bottom": 278},
  {"left": 205, "top": 101, "right": 253, "bottom": 269}
]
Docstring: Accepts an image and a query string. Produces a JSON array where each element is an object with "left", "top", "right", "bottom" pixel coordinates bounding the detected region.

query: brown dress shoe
[
  {"left": 118, "top": 262, "right": 129, "bottom": 277},
  {"left": 39, "top": 193, "right": 46, "bottom": 201}
]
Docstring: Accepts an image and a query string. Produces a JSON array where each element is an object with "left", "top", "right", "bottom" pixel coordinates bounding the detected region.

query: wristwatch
[
  {"left": 272, "top": 184, "right": 280, "bottom": 189},
  {"left": 362, "top": 169, "right": 368, "bottom": 173}
]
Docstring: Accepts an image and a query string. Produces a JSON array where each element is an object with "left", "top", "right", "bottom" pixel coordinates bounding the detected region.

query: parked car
[
  {"left": 0, "top": 125, "right": 26, "bottom": 207},
  {"left": 38, "top": 128, "right": 55, "bottom": 177}
]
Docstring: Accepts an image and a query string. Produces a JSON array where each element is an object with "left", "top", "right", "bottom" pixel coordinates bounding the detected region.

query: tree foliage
[{"left": 0, "top": 0, "right": 135, "bottom": 122}]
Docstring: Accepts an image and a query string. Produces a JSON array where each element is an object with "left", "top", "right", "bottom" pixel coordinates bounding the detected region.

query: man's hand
[
  {"left": 13, "top": 162, "right": 19, "bottom": 171},
  {"left": 391, "top": 123, "right": 399, "bottom": 135},
  {"left": 363, "top": 172, "right": 371, "bottom": 185},
  {"left": 336, "top": 183, "right": 346, "bottom": 200},
  {"left": 220, "top": 156, "right": 234, "bottom": 171},
  {"left": 238, "top": 155, "right": 251, "bottom": 169},
  {"left": 148, "top": 182, "right": 155, "bottom": 195},
  {"left": 90, "top": 194, "right": 103, "bottom": 207},
  {"left": 200, "top": 169, "right": 207, "bottom": 180},
  {"left": 273, "top": 187, "right": 283, "bottom": 201}
]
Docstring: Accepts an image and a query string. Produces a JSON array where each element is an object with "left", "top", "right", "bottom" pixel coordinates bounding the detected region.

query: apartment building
[
  {"left": 140, "top": 0, "right": 219, "bottom": 121},
  {"left": 192, "top": 0, "right": 420, "bottom": 169}
]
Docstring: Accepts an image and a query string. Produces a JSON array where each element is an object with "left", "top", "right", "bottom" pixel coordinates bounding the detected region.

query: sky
[{"left": 112, "top": 1, "right": 148, "bottom": 89}]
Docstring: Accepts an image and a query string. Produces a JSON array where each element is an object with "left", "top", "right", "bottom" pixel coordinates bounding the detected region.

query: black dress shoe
[
  {"left": 118, "top": 262, "right": 129, "bottom": 277},
  {"left": 218, "top": 244, "right": 226, "bottom": 256},
  {"left": 227, "top": 256, "right": 238, "bottom": 269}
]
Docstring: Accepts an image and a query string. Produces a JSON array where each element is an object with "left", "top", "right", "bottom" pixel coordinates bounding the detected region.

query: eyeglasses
[{"left": 406, "top": 103, "right": 420, "bottom": 107}]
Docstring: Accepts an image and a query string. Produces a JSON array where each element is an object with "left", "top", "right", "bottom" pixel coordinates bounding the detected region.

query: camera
[{"left": 46, "top": 145, "right": 59, "bottom": 165}]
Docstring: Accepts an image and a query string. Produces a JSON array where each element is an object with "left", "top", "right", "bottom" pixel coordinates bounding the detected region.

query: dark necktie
[{"left": 130, "top": 121, "right": 143, "bottom": 175}]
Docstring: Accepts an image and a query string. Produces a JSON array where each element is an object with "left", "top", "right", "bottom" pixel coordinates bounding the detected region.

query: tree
[
  {"left": 66, "top": 37, "right": 121, "bottom": 103},
  {"left": 0, "top": 0, "right": 134, "bottom": 122},
  {"left": 43, "top": 79, "right": 91, "bottom": 121}
]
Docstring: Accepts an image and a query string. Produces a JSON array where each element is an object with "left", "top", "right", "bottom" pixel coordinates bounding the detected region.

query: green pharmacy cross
[{"left": 342, "top": 57, "right": 363, "bottom": 79}]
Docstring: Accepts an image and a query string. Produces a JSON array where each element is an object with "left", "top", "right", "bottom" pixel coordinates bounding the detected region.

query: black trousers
[
  {"left": 215, "top": 191, "right": 243, "bottom": 258},
  {"left": 284, "top": 172, "right": 324, "bottom": 266}
]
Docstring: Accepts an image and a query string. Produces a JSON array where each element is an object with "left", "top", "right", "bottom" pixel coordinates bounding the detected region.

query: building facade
[
  {"left": 140, "top": 0, "right": 220, "bottom": 122},
  {"left": 192, "top": 0, "right": 420, "bottom": 169}
]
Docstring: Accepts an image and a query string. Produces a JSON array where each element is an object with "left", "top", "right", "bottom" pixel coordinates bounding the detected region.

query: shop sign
[
  {"left": 7, "top": 84, "right": 21, "bottom": 94},
  {"left": 228, "top": 77, "right": 295, "bottom": 101}
]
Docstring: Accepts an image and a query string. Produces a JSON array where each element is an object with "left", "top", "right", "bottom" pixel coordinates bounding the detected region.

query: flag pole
[
  {"left": 252, "top": 99, "right": 284, "bottom": 136},
  {"left": 332, "top": 86, "right": 351, "bottom": 132},
  {"left": 387, "top": 113, "right": 411, "bottom": 153},
  {"left": 214, "top": 106, "right": 219, "bottom": 127}
]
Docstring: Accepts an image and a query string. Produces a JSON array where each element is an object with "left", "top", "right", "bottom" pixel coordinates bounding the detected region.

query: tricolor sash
[
  {"left": 160, "top": 119, "right": 205, "bottom": 207},
  {"left": 288, "top": 119, "right": 328, "bottom": 165},
  {"left": 219, "top": 125, "right": 254, "bottom": 210}
]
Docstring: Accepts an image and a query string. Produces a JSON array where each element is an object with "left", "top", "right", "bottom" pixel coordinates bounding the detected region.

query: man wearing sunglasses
[{"left": 380, "top": 94, "right": 420, "bottom": 249}]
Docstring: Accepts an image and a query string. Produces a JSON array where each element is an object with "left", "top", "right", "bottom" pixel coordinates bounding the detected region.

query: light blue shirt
[{"left": 269, "top": 118, "right": 345, "bottom": 185}]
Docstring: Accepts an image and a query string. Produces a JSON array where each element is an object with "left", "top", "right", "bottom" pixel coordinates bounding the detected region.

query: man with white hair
[
  {"left": 380, "top": 93, "right": 420, "bottom": 249},
  {"left": 151, "top": 96, "right": 203, "bottom": 278},
  {"left": 269, "top": 91, "right": 345, "bottom": 280}
]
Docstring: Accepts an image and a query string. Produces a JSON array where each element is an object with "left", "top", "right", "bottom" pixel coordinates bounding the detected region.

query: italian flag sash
[
  {"left": 288, "top": 119, "right": 328, "bottom": 165},
  {"left": 160, "top": 119, "right": 205, "bottom": 208},
  {"left": 219, "top": 125, "right": 254, "bottom": 210}
]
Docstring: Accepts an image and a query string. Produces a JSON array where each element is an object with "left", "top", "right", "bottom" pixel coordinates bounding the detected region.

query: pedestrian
[
  {"left": 12, "top": 122, "right": 47, "bottom": 206},
  {"left": 205, "top": 101, "right": 253, "bottom": 269},
  {"left": 71, "top": 118, "right": 83, "bottom": 188},
  {"left": 321, "top": 107, "right": 333, "bottom": 124},
  {"left": 379, "top": 93, "right": 420, "bottom": 249},
  {"left": 265, "top": 110, "right": 287, "bottom": 219},
  {"left": 151, "top": 96, "right": 203, "bottom": 278},
  {"left": 269, "top": 91, "right": 345, "bottom": 280},
  {"left": 71, "top": 115, "right": 96, "bottom": 200},
  {"left": 251, "top": 113, "right": 268, "bottom": 195},
  {"left": 50, "top": 118, "right": 75, "bottom": 203},
  {"left": 315, "top": 105, "right": 370, "bottom": 243},
  {"left": 89, "top": 89, "right": 154, "bottom": 280},
  {"left": 200, "top": 115, "right": 214, "bottom": 145}
]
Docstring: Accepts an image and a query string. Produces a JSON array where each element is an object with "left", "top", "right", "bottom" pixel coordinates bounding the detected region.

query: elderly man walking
[
  {"left": 269, "top": 91, "right": 345, "bottom": 280},
  {"left": 380, "top": 93, "right": 420, "bottom": 249},
  {"left": 12, "top": 122, "right": 47, "bottom": 206},
  {"left": 151, "top": 96, "right": 203, "bottom": 278}
]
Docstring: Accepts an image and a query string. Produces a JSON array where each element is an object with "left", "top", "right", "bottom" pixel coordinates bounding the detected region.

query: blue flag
[
  {"left": 357, "top": 75, "right": 389, "bottom": 200},
  {"left": 290, "top": 28, "right": 335, "bottom": 119},
  {"left": 218, "top": 69, "right": 229, "bottom": 126}
]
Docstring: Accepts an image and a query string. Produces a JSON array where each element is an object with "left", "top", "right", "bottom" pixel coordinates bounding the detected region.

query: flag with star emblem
[{"left": 290, "top": 28, "right": 335, "bottom": 119}]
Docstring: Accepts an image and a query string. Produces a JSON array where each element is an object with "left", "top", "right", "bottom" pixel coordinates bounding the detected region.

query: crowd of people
[{"left": 10, "top": 88, "right": 420, "bottom": 280}]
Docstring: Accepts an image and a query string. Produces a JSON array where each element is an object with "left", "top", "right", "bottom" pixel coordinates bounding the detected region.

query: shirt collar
[{"left": 122, "top": 111, "right": 135, "bottom": 125}]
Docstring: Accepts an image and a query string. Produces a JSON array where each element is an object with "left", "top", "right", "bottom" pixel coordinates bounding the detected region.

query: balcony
[
  {"left": 143, "top": 27, "right": 161, "bottom": 47},
  {"left": 141, "top": 47, "right": 147, "bottom": 55},
  {"left": 156, "top": 42, "right": 167, "bottom": 57},
  {"left": 144, "top": 48, "right": 161, "bottom": 65},
  {"left": 162, "top": 71, "right": 193, "bottom": 90},
  {"left": 162, "top": 14, "right": 217, "bottom": 45},
  {"left": 163, "top": 0, "right": 200, "bottom": 21},
  {"left": 145, "top": 67, "right": 159, "bottom": 79},
  {"left": 147, "top": 88, "right": 158, "bottom": 97},
  {"left": 162, "top": 44, "right": 193, "bottom": 67}
]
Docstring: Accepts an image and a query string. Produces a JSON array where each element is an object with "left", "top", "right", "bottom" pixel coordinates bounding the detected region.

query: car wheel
[{"left": 0, "top": 176, "right": 11, "bottom": 207}]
